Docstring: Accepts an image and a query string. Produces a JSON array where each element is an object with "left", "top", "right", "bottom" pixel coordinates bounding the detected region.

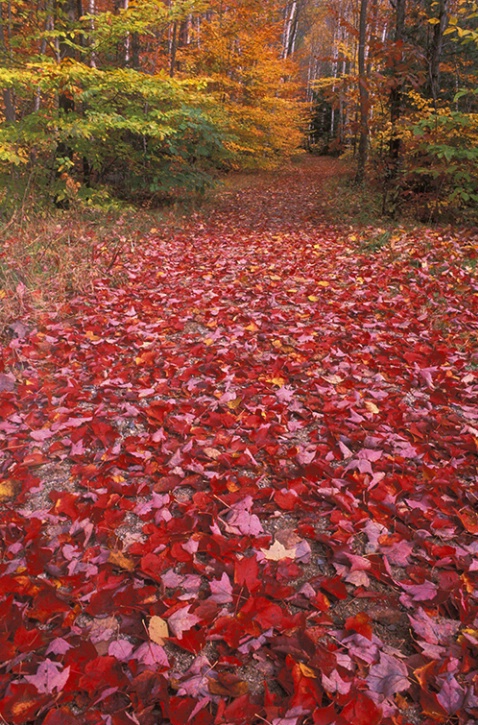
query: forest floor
[{"left": 0, "top": 156, "right": 478, "bottom": 725}]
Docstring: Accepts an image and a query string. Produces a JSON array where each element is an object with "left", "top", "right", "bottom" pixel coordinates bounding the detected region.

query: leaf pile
[{"left": 1, "top": 160, "right": 477, "bottom": 724}]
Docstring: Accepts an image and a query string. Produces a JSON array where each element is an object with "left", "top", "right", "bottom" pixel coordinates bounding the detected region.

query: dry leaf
[
  {"left": 227, "top": 398, "right": 242, "bottom": 410},
  {"left": 0, "top": 480, "right": 18, "bottom": 502},
  {"left": 108, "top": 550, "right": 135, "bottom": 572},
  {"left": 260, "top": 540, "right": 297, "bottom": 561},
  {"left": 203, "top": 447, "right": 221, "bottom": 460},
  {"left": 298, "top": 663, "right": 317, "bottom": 678},
  {"left": 267, "top": 376, "right": 286, "bottom": 387},
  {"left": 149, "top": 616, "right": 169, "bottom": 645}
]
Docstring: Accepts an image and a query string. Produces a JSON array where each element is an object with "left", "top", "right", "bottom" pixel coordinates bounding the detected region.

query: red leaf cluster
[{"left": 1, "top": 162, "right": 477, "bottom": 724}]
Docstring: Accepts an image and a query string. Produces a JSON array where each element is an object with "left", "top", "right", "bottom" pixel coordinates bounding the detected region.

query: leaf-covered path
[{"left": 1, "top": 158, "right": 478, "bottom": 725}]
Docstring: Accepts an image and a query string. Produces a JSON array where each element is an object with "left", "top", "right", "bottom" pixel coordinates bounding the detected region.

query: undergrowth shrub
[{"left": 375, "top": 92, "right": 478, "bottom": 222}]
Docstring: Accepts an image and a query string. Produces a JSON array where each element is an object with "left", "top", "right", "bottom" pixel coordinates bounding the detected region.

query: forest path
[
  {"left": 202, "top": 155, "right": 349, "bottom": 233},
  {"left": 0, "top": 157, "right": 477, "bottom": 725}
]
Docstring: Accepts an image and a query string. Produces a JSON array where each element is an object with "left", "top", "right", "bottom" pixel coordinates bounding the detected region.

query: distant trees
[
  {"left": 300, "top": 0, "right": 478, "bottom": 218},
  {"left": 0, "top": 0, "right": 476, "bottom": 219}
]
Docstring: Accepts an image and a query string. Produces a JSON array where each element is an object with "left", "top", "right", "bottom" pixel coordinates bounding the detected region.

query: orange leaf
[{"left": 456, "top": 510, "right": 478, "bottom": 534}]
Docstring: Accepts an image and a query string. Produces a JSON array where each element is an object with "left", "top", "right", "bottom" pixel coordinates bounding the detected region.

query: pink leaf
[
  {"left": 381, "top": 540, "right": 414, "bottom": 566},
  {"left": 133, "top": 642, "right": 169, "bottom": 668},
  {"left": 275, "top": 386, "right": 295, "bottom": 402},
  {"left": 167, "top": 605, "right": 201, "bottom": 639},
  {"left": 367, "top": 652, "right": 410, "bottom": 698},
  {"left": 209, "top": 572, "right": 234, "bottom": 604},
  {"left": 339, "top": 440, "right": 353, "bottom": 458},
  {"left": 24, "top": 659, "right": 70, "bottom": 694},
  {"left": 108, "top": 639, "right": 135, "bottom": 661},
  {"left": 0, "top": 373, "right": 15, "bottom": 392},
  {"left": 296, "top": 445, "right": 316, "bottom": 465},
  {"left": 322, "top": 669, "right": 351, "bottom": 695},
  {"left": 437, "top": 674, "right": 465, "bottom": 714},
  {"left": 408, "top": 608, "right": 460, "bottom": 645},
  {"left": 399, "top": 581, "right": 437, "bottom": 604},
  {"left": 46, "top": 638, "right": 72, "bottom": 656},
  {"left": 358, "top": 448, "right": 383, "bottom": 462},
  {"left": 30, "top": 428, "right": 54, "bottom": 441}
]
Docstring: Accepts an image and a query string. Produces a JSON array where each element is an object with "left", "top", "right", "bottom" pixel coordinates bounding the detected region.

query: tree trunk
[
  {"left": 170, "top": 20, "right": 178, "bottom": 76},
  {"left": 0, "top": 0, "right": 16, "bottom": 122},
  {"left": 355, "top": 0, "right": 369, "bottom": 184},
  {"left": 282, "top": 0, "right": 300, "bottom": 59},
  {"left": 428, "top": 0, "right": 450, "bottom": 105},
  {"left": 88, "top": 0, "right": 97, "bottom": 68},
  {"left": 389, "top": 0, "right": 406, "bottom": 171},
  {"left": 55, "top": 0, "right": 81, "bottom": 207}
]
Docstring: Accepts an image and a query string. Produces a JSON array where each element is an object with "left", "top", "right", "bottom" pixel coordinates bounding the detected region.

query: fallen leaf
[
  {"left": 367, "top": 652, "right": 410, "bottom": 697},
  {"left": 108, "top": 550, "right": 135, "bottom": 572},
  {"left": 0, "top": 480, "right": 18, "bottom": 502},
  {"left": 167, "top": 606, "right": 201, "bottom": 639},
  {"left": 24, "top": 660, "right": 70, "bottom": 694},
  {"left": 260, "top": 540, "right": 297, "bottom": 561},
  {"left": 149, "top": 616, "right": 169, "bottom": 645}
]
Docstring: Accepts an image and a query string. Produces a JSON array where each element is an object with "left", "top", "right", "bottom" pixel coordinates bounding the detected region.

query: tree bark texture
[{"left": 355, "top": 0, "right": 369, "bottom": 184}]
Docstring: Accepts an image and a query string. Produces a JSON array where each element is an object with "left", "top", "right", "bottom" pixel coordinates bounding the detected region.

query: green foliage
[
  {"left": 403, "top": 108, "right": 478, "bottom": 220},
  {"left": 0, "top": 60, "right": 230, "bottom": 210}
]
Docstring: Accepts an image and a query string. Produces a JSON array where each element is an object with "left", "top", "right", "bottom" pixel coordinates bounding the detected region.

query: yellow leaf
[
  {"left": 317, "top": 281, "right": 330, "bottom": 287},
  {"left": 149, "top": 616, "right": 169, "bottom": 645},
  {"left": 0, "top": 480, "right": 17, "bottom": 502},
  {"left": 227, "top": 398, "right": 242, "bottom": 410},
  {"left": 245, "top": 322, "right": 259, "bottom": 332},
  {"left": 267, "top": 376, "right": 286, "bottom": 387},
  {"left": 272, "top": 340, "right": 282, "bottom": 348},
  {"left": 308, "top": 295, "right": 319, "bottom": 302},
  {"left": 298, "top": 663, "right": 317, "bottom": 678},
  {"left": 204, "top": 338, "right": 214, "bottom": 346},
  {"left": 365, "top": 401, "right": 380, "bottom": 414},
  {"left": 86, "top": 330, "right": 100, "bottom": 341}
]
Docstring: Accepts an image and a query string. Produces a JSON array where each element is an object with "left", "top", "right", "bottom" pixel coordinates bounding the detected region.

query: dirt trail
[
  {"left": 0, "top": 157, "right": 477, "bottom": 725},
  {"left": 206, "top": 156, "right": 349, "bottom": 232}
]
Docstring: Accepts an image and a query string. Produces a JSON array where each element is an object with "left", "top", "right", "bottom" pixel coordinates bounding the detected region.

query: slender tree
[
  {"left": 389, "top": 0, "right": 406, "bottom": 173},
  {"left": 428, "top": 0, "right": 450, "bottom": 105},
  {"left": 355, "top": 0, "right": 369, "bottom": 184}
]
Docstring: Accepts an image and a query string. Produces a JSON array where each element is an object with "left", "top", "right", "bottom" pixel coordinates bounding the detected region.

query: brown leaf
[
  {"left": 0, "top": 480, "right": 18, "bottom": 502},
  {"left": 108, "top": 550, "right": 135, "bottom": 572},
  {"left": 208, "top": 674, "right": 249, "bottom": 697}
]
